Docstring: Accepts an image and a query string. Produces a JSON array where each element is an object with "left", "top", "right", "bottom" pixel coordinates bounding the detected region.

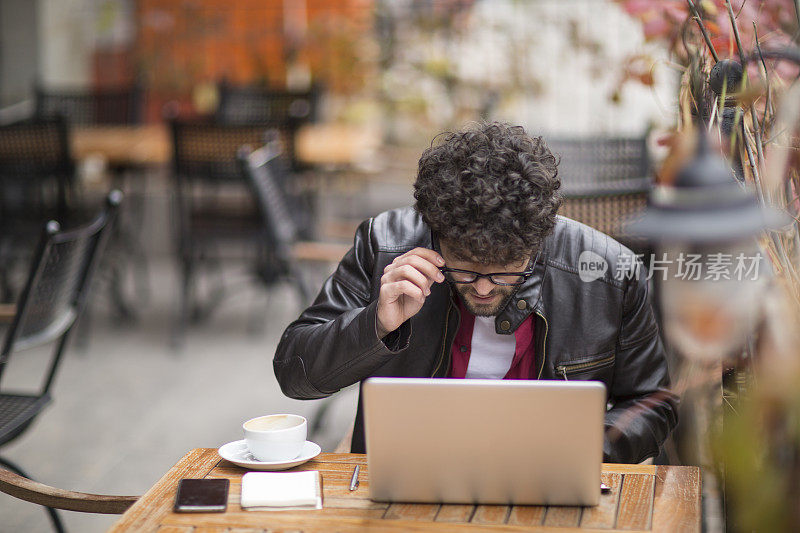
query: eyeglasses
[
  {"left": 430, "top": 230, "right": 540, "bottom": 286},
  {"left": 439, "top": 267, "right": 534, "bottom": 286}
]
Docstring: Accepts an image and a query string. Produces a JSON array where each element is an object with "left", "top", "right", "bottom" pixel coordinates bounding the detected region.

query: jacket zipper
[
  {"left": 535, "top": 310, "right": 548, "bottom": 380},
  {"left": 556, "top": 354, "right": 615, "bottom": 380},
  {"left": 431, "top": 300, "right": 455, "bottom": 377}
]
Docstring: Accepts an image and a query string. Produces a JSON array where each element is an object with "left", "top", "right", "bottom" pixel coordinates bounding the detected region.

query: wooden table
[
  {"left": 109, "top": 450, "right": 701, "bottom": 532},
  {"left": 294, "top": 124, "right": 379, "bottom": 166},
  {"left": 71, "top": 123, "right": 377, "bottom": 167},
  {"left": 72, "top": 125, "right": 171, "bottom": 167}
]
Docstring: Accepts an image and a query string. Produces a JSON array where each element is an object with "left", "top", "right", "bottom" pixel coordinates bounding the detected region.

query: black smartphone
[{"left": 173, "top": 478, "right": 229, "bottom": 513}]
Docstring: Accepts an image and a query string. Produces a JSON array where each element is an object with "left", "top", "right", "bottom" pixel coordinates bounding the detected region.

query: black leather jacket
[{"left": 274, "top": 207, "right": 678, "bottom": 463}]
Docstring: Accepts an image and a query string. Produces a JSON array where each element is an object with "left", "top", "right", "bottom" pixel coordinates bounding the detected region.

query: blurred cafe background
[{"left": 1, "top": 0, "right": 799, "bottom": 531}]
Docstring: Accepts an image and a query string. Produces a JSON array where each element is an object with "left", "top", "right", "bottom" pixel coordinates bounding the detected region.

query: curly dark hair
[{"left": 414, "top": 122, "right": 561, "bottom": 264}]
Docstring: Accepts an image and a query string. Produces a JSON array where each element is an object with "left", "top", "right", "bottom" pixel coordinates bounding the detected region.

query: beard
[{"left": 454, "top": 283, "right": 517, "bottom": 317}]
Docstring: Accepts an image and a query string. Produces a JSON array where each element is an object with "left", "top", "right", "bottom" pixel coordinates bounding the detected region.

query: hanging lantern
[{"left": 627, "top": 131, "right": 787, "bottom": 362}]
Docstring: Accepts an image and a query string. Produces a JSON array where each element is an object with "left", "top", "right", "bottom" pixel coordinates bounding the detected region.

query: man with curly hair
[{"left": 275, "top": 122, "right": 677, "bottom": 464}]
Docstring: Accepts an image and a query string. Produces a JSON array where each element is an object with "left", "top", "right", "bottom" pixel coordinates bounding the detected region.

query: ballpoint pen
[{"left": 349, "top": 465, "right": 360, "bottom": 491}]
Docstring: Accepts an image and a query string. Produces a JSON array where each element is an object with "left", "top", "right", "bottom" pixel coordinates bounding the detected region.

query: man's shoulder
[
  {"left": 366, "top": 206, "right": 429, "bottom": 252},
  {"left": 544, "top": 216, "right": 641, "bottom": 286}
]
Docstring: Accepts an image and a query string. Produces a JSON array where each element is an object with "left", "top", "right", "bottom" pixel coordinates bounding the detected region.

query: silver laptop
[{"left": 363, "top": 377, "right": 605, "bottom": 506}]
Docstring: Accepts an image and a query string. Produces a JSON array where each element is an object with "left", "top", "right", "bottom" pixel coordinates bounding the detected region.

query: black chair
[
  {"left": 171, "top": 120, "right": 283, "bottom": 338},
  {"left": 548, "top": 136, "right": 650, "bottom": 191},
  {"left": 0, "top": 118, "right": 75, "bottom": 302},
  {"left": 171, "top": 120, "right": 337, "bottom": 342},
  {"left": 238, "top": 143, "right": 350, "bottom": 305},
  {"left": 34, "top": 85, "right": 142, "bottom": 125},
  {"left": 34, "top": 83, "right": 149, "bottom": 321},
  {"left": 238, "top": 143, "right": 304, "bottom": 298},
  {"left": 0, "top": 191, "right": 122, "bottom": 532},
  {"left": 548, "top": 136, "right": 652, "bottom": 253},
  {"left": 216, "top": 81, "right": 320, "bottom": 169},
  {"left": 216, "top": 81, "right": 320, "bottom": 124}
]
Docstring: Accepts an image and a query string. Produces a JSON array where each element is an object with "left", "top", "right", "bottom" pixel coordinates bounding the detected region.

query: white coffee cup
[{"left": 243, "top": 414, "right": 307, "bottom": 462}]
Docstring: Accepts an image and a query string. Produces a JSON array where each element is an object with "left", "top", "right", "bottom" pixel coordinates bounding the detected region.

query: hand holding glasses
[
  {"left": 376, "top": 247, "right": 446, "bottom": 339},
  {"left": 375, "top": 235, "right": 540, "bottom": 339}
]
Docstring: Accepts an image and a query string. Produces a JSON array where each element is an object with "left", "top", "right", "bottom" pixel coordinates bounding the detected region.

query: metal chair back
[
  {"left": 170, "top": 120, "right": 279, "bottom": 251},
  {"left": 216, "top": 82, "right": 320, "bottom": 168},
  {"left": 171, "top": 120, "right": 278, "bottom": 185},
  {"left": 548, "top": 136, "right": 651, "bottom": 249},
  {"left": 217, "top": 82, "right": 319, "bottom": 125},
  {"left": 548, "top": 137, "right": 650, "bottom": 193},
  {"left": 0, "top": 118, "right": 73, "bottom": 225},
  {"left": 238, "top": 143, "right": 310, "bottom": 301},
  {"left": 239, "top": 143, "right": 298, "bottom": 264},
  {"left": 34, "top": 85, "right": 142, "bottom": 125},
  {"left": 0, "top": 191, "right": 122, "bottom": 397}
]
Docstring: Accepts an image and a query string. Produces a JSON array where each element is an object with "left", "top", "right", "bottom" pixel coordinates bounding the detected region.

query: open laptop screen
[{"left": 363, "top": 377, "right": 605, "bottom": 506}]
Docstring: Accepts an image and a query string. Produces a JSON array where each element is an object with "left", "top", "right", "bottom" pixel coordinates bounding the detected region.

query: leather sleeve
[
  {"left": 273, "top": 218, "right": 407, "bottom": 399},
  {"left": 604, "top": 263, "right": 679, "bottom": 463}
]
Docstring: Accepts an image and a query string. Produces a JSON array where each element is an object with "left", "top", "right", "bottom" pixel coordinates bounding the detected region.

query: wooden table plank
[
  {"left": 507, "top": 506, "right": 545, "bottom": 527},
  {"left": 320, "top": 483, "right": 375, "bottom": 499},
  {"left": 603, "top": 464, "right": 656, "bottom": 475},
  {"left": 308, "top": 453, "right": 367, "bottom": 464},
  {"left": 543, "top": 506, "right": 583, "bottom": 528},
  {"left": 472, "top": 505, "right": 510, "bottom": 525},
  {"left": 205, "top": 465, "right": 245, "bottom": 478},
  {"left": 323, "top": 496, "right": 388, "bottom": 510},
  {"left": 109, "top": 449, "right": 221, "bottom": 533},
  {"left": 155, "top": 527, "right": 194, "bottom": 533},
  {"left": 580, "top": 472, "right": 623, "bottom": 529},
  {"left": 615, "top": 473, "right": 655, "bottom": 531},
  {"left": 435, "top": 504, "right": 474, "bottom": 523},
  {"left": 304, "top": 458, "right": 369, "bottom": 470},
  {"left": 384, "top": 502, "right": 440, "bottom": 521},
  {"left": 651, "top": 465, "right": 701, "bottom": 533}
]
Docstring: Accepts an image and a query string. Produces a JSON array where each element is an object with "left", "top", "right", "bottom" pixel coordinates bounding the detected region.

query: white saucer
[{"left": 218, "top": 440, "right": 321, "bottom": 471}]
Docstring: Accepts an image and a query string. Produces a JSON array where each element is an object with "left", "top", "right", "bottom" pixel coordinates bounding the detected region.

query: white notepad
[{"left": 240, "top": 471, "right": 322, "bottom": 510}]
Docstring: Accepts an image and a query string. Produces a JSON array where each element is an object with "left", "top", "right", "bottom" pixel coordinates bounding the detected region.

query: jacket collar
[{"left": 493, "top": 235, "right": 551, "bottom": 334}]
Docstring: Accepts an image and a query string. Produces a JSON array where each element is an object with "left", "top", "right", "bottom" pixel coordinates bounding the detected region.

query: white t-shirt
[{"left": 464, "top": 316, "right": 517, "bottom": 379}]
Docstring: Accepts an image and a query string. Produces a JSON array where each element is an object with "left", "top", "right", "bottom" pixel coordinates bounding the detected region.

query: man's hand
[{"left": 376, "top": 247, "right": 445, "bottom": 338}]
